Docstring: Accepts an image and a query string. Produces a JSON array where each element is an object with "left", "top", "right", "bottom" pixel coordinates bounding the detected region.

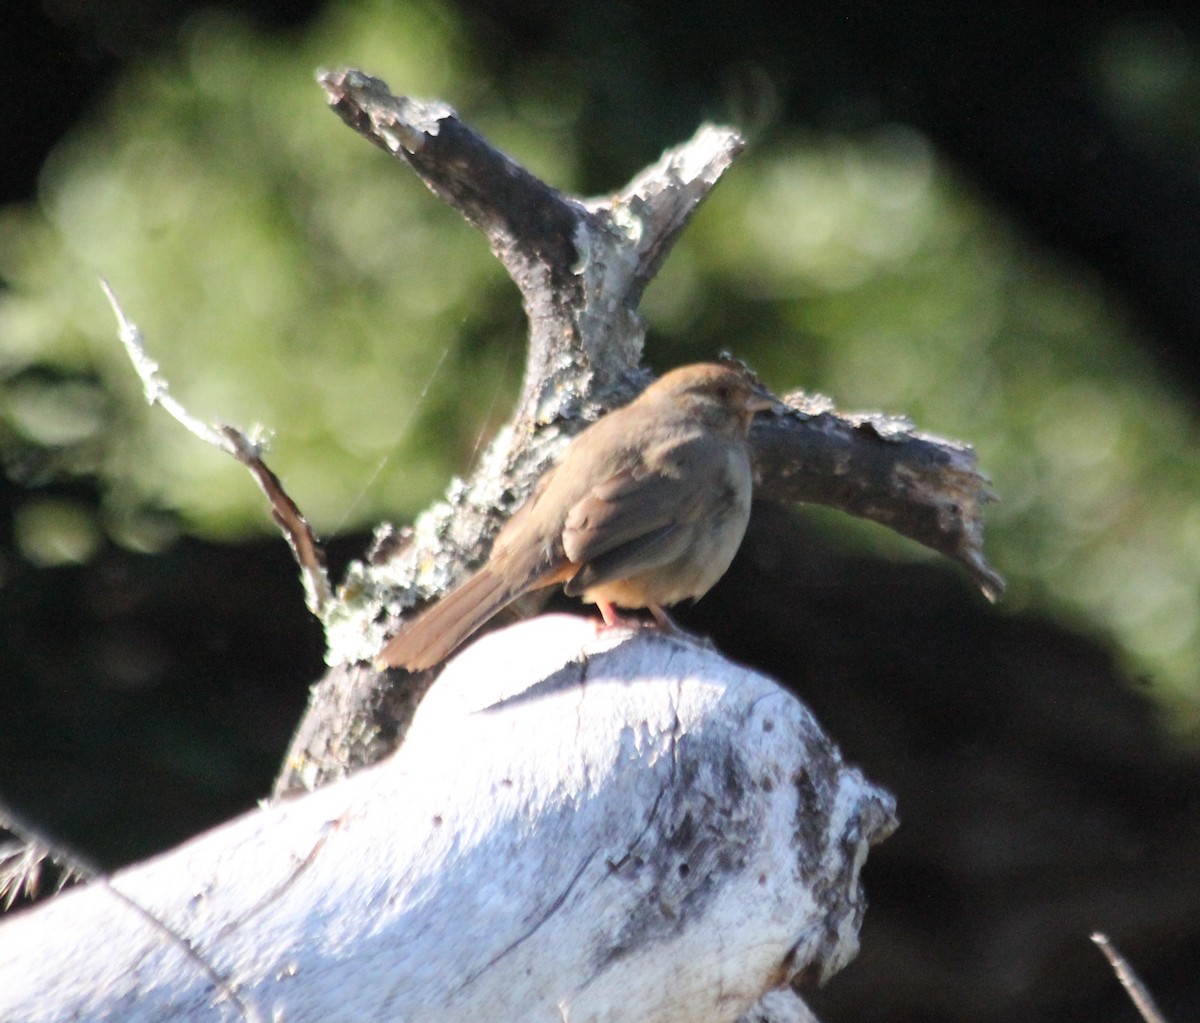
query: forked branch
[{"left": 269, "top": 71, "right": 1007, "bottom": 790}]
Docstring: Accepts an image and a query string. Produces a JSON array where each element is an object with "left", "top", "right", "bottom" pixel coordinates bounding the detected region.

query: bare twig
[
  {"left": 102, "top": 279, "right": 333, "bottom": 619},
  {"left": 1091, "top": 932, "right": 1168, "bottom": 1023}
]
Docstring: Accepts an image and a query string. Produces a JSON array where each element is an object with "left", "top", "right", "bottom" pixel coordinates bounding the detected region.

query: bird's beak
[
  {"left": 738, "top": 389, "right": 776, "bottom": 434},
  {"left": 745, "top": 390, "right": 777, "bottom": 416}
]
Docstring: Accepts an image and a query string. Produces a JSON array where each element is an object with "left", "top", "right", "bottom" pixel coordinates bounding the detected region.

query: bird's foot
[{"left": 647, "top": 603, "right": 685, "bottom": 634}]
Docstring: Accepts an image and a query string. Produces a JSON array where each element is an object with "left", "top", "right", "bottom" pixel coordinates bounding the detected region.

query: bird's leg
[
  {"left": 648, "top": 603, "right": 686, "bottom": 635},
  {"left": 596, "top": 600, "right": 649, "bottom": 631}
]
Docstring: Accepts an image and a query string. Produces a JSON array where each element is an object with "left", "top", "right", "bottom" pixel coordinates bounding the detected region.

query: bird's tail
[{"left": 375, "top": 561, "right": 559, "bottom": 672}]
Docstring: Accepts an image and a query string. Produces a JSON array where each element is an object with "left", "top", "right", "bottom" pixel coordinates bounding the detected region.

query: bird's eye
[{"left": 715, "top": 384, "right": 732, "bottom": 401}]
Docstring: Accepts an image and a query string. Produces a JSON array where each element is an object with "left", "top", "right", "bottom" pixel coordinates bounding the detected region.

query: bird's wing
[{"left": 560, "top": 432, "right": 723, "bottom": 596}]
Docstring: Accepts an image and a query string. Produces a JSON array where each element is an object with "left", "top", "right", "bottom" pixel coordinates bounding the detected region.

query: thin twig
[
  {"left": 1092, "top": 931, "right": 1169, "bottom": 1023},
  {"left": 101, "top": 279, "right": 333, "bottom": 617}
]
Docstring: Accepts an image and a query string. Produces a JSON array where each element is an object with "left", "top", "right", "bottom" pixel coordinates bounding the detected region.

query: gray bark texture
[{"left": 0, "top": 618, "right": 896, "bottom": 1023}]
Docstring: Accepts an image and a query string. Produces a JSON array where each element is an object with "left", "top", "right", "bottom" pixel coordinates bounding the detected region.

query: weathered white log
[{"left": 0, "top": 615, "right": 896, "bottom": 1023}]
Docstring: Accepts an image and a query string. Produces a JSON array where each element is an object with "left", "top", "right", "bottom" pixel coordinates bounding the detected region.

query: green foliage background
[{"left": 3, "top": 0, "right": 1199, "bottom": 731}]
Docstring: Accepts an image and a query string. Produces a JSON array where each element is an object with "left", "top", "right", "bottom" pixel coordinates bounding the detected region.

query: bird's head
[{"left": 645, "top": 362, "right": 776, "bottom": 436}]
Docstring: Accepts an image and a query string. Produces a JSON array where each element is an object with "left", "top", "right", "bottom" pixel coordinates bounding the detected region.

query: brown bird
[{"left": 376, "top": 362, "right": 773, "bottom": 671}]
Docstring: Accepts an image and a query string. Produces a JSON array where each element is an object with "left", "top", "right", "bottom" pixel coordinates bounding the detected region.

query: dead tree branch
[
  {"left": 278, "top": 71, "right": 1002, "bottom": 793},
  {"left": 0, "top": 620, "right": 897, "bottom": 1023}
]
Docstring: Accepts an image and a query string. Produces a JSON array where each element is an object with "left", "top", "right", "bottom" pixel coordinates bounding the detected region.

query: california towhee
[{"left": 376, "top": 362, "right": 773, "bottom": 671}]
